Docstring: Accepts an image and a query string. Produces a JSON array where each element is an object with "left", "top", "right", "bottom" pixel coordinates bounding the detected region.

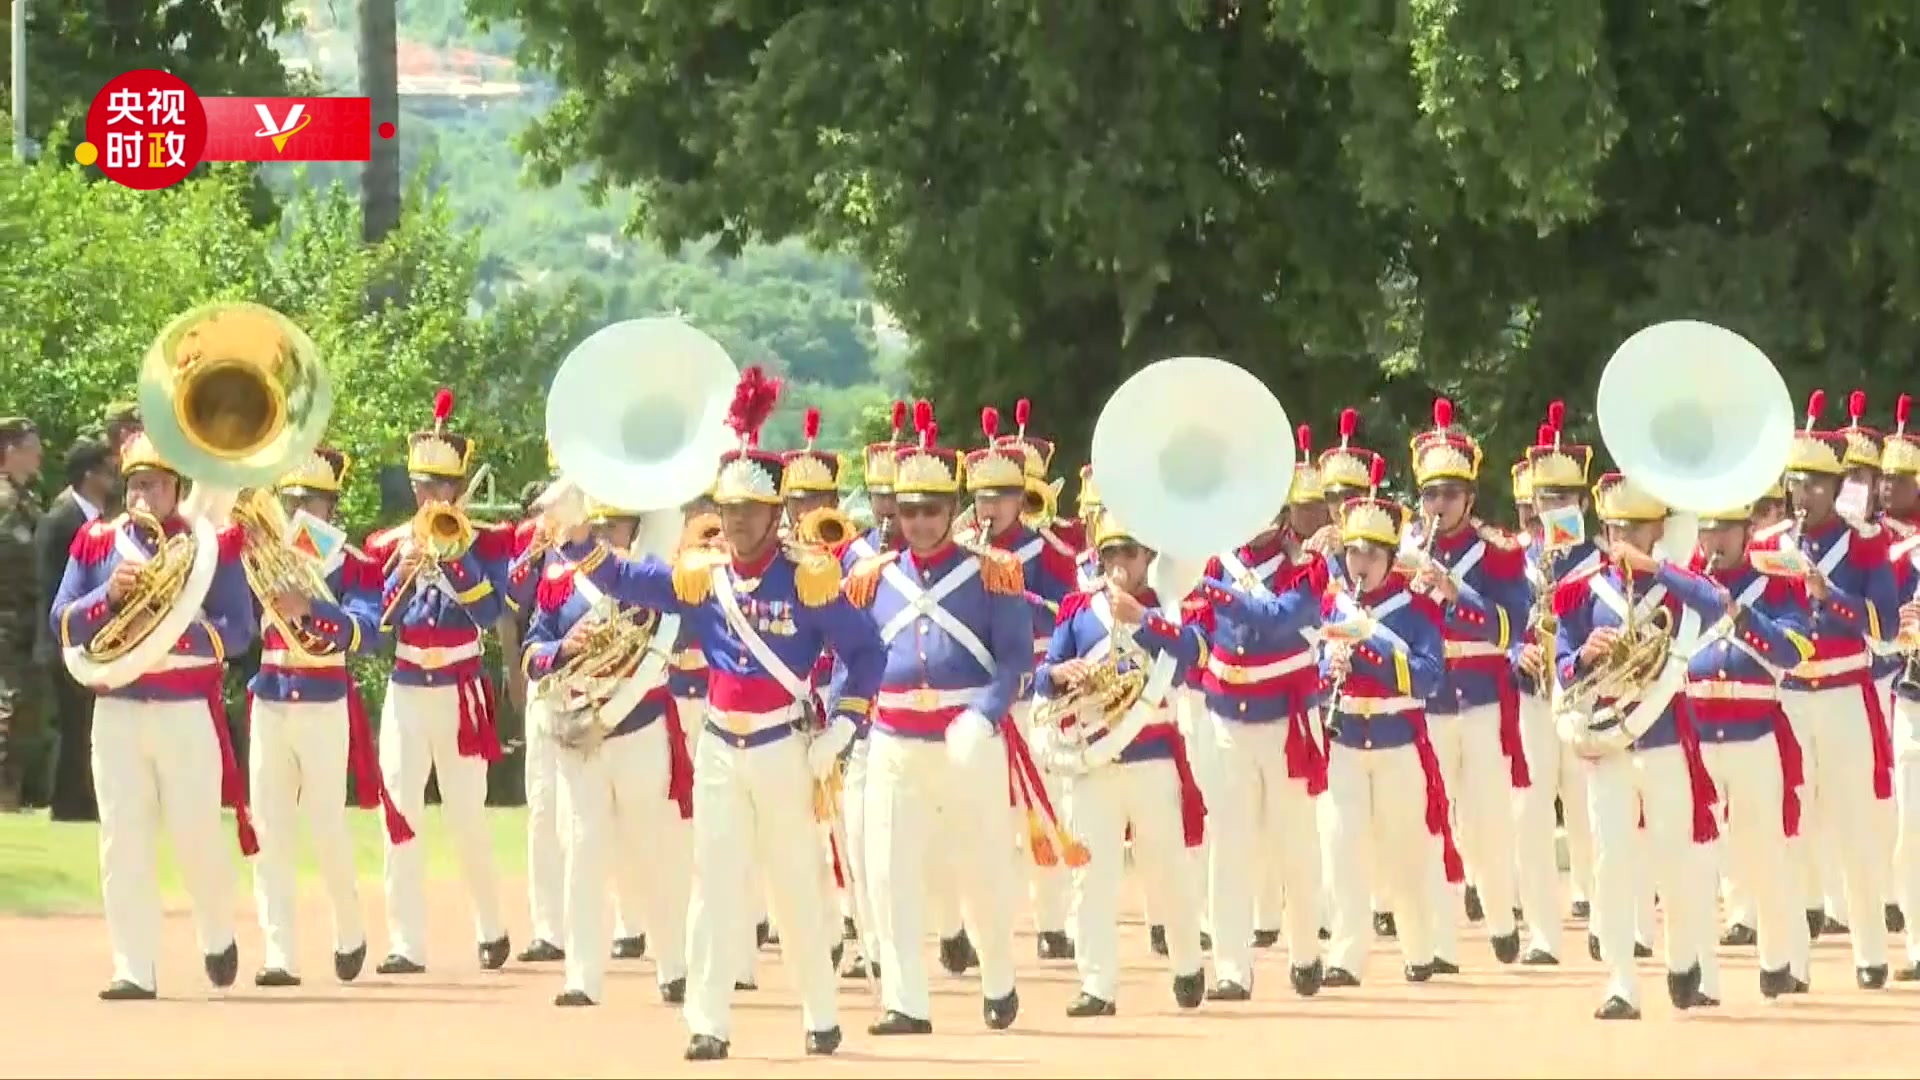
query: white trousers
[
  {"left": 1700, "top": 736, "right": 1807, "bottom": 978},
  {"left": 523, "top": 693, "right": 565, "bottom": 947},
  {"left": 841, "top": 735, "right": 879, "bottom": 962},
  {"left": 1011, "top": 701, "right": 1071, "bottom": 934},
  {"left": 1428, "top": 706, "right": 1519, "bottom": 937},
  {"left": 249, "top": 698, "right": 365, "bottom": 974},
  {"left": 1206, "top": 716, "right": 1321, "bottom": 985},
  {"left": 683, "top": 731, "right": 837, "bottom": 1041},
  {"left": 866, "top": 728, "right": 1018, "bottom": 1019},
  {"left": 379, "top": 680, "right": 503, "bottom": 962},
  {"left": 1781, "top": 687, "right": 1889, "bottom": 967},
  {"left": 1585, "top": 747, "right": 1717, "bottom": 1007},
  {"left": 1514, "top": 695, "right": 1592, "bottom": 954},
  {"left": 1319, "top": 743, "right": 1450, "bottom": 971},
  {"left": 1066, "top": 759, "right": 1202, "bottom": 1000},
  {"left": 557, "top": 720, "right": 690, "bottom": 1001},
  {"left": 93, "top": 696, "right": 236, "bottom": 991},
  {"left": 1892, "top": 695, "right": 1920, "bottom": 964},
  {"left": 1176, "top": 691, "right": 1219, "bottom": 936}
]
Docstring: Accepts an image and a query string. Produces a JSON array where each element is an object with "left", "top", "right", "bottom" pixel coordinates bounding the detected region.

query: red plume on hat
[
  {"left": 1898, "top": 393, "right": 1912, "bottom": 436},
  {"left": 726, "top": 366, "right": 782, "bottom": 447},
  {"left": 431, "top": 387, "right": 454, "bottom": 433},
  {"left": 914, "top": 399, "right": 935, "bottom": 449},
  {"left": 1847, "top": 389, "right": 1867, "bottom": 427},
  {"left": 1804, "top": 389, "right": 1826, "bottom": 431},
  {"left": 981, "top": 405, "right": 1001, "bottom": 442},
  {"left": 890, "top": 400, "right": 907, "bottom": 440},
  {"left": 1367, "top": 453, "right": 1386, "bottom": 497},
  {"left": 1432, "top": 397, "right": 1454, "bottom": 431},
  {"left": 802, "top": 406, "right": 821, "bottom": 449},
  {"left": 1338, "top": 407, "right": 1358, "bottom": 447},
  {"left": 1015, "top": 398, "right": 1031, "bottom": 435},
  {"left": 1536, "top": 424, "right": 1556, "bottom": 448},
  {"left": 1296, "top": 424, "right": 1312, "bottom": 456}
]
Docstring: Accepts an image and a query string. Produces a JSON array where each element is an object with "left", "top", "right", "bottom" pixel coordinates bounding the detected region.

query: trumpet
[
  {"left": 86, "top": 508, "right": 200, "bottom": 664},
  {"left": 231, "top": 488, "right": 339, "bottom": 658},
  {"left": 377, "top": 501, "right": 477, "bottom": 628},
  {"left": 1518, "top": 586, "right": 1558, "bottom": 682},
  {"left": 794, "top": 505, "right": 855, "bottom": 549},
  {"left": 1021, "top": 475, "right": 1063, "bottom": 530}
]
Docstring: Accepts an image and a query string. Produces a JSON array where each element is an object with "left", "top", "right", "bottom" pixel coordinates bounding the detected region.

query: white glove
[
  {"left": 808, "top": 716, "right": 855, "bottom": 779},
  {"left": 945, "top": 708, "right": 995, "bottom": 765}
]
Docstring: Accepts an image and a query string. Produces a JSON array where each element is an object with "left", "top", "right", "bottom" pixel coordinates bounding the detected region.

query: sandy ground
[{"left": 3, "top": 879, "right": 1918, "bottom": 1079}]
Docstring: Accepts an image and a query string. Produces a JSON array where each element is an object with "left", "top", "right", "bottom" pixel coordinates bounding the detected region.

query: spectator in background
[
  {"left": 101, "top": 403, "right": 142, "bottom": 515},
  {"left": 0, "top": 418, "right": 46, "bottom": 809},
  {"left": 34, "top": 436, "right": 117, "bottom": 822}
]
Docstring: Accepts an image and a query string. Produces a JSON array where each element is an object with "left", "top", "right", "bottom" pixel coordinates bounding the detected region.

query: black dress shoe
[
  {"left": 1374, "top": 911, "right": 1397, "bottom": 938},
  {"left": 755, "top": 920, "right": 773, "bottom": 949},
  {"left": 1323, "top": 966, "right": 1360, "bottom": 987},
  {"left": 1404, "top": 963, "right": 1433, "bottom": 983},
  {"left": 553, "top": 989, "right": 595, "bottom": 1006},
  {"left": 1593, "top": 995, "right": 1640, "bottom": 1020},
  {"left": 1894, "top": 963, "right": 1920, "bottom": 983},
  {"left": 1887, "top": 904, "right": 1906, "bottom": 934},
  {"left": 868, "top": 1010, "right": 933, "bottom": 1036},
  {"left": 1666, "top": 965, "right": 1702, "bottom": 1010},
  {"left": 1806, "top": 910, "right": 1826, "bottom": 939},
  {"left": 939, "top": 932, "right": 972, "bottom": 975},
  {"left": 1719, "top": 924, "right": 1756, "bottom": 947},
  {"left": 1172, "top": 970, "right": 1204, "bottom": 1008},
  {"left": 734, "top": 980, "right": 757, "bottom": 992},
  {"left": 611, "top": 936, "right": 646, "bottom": 960},
  {"left": 335, "top": 943, "right": 367, "bottom": 982},
  {"left": 983, "top": 988, "right": 1019, "bottom": 1029},
  {"left": 1317, "top": 926, "right": 1330, "bottom": 941},
  {"left": 1570, "top": 900, "right": 1591, "bottom": 920},
  {"left": 685, "top": 1034, "right": 729, "bottom": 1061},
  {"left": 254, "top": 967, "right": 300, "bottom": 988},
  {"left": 1036, "top": 931, "right": 1075, "bottom": 959},
  {"left": 843, "top": 915, "right": 859, "bottom": 940},
  {"left": 205, "top": 942, "right": 238, "bottom": 988},
  {"left": 1065, "top": 992, "right": 1116, "bottom": 1017},
  {"left": 1251, "top": 928, "right": 1279, "bottom": 948},
  {"left": 1289, "top": 959, "right": 1323, "bottom": 997},
  {"left": 1759, "top": 967, "right": 1801, "bottom": 999},
  {"left": 1464, "top": 886, "right": 1484, "bottom": 923},
  {"left": 1521, "top": 949, "right": 1559, "bottom": 966},
  {"left": 98, "top": 980, "right": 156, "bottom": 1001},
  {"left": 518, "top": 939, "right": 565, "bottom": 963},
  {"left": 1428, "top": 957, "right": 1459, "bottom": 975},
  {"left": 376, "top": 954, "right": 425, "bottom": 975},
  {"left": 830, "top": 942, "right": 845, "bottom": 969},
  {"left": 660, "top": 977, "right": 686, "bottom": 1004},
  {"left": 478, "top": 935, "right": 510, "bottom": 970},
  {"left": 1634, "top": 942, "right": 1653, "bottom": 959},
  {"left": 1858, "top": 964, "right": 1889, "bottom": 990},
  {"left": 1199, "top": 931, "right": 1213, "bottom": 952},
  {"left": 1588, "top": 934, "right": 1601, "bottom": 961},
  {"left": 1822, "top": 915, "right": 1850, "bottom": 936},
  {"left": 1149, "top": 924, "right": 1168, "bottom": 956},
  {"left": 1490, "top": 932, "right": 1520, "bottom": 964},
  {"left": 1206, "top": 979, "right": 1251, "bottom": 1001},
  {"left": 805, "top": 1026, "right": 842, "bottom": 1056}
]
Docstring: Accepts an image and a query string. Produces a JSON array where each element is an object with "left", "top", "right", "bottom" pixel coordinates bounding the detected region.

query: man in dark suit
[{"left": 35, "top": 437, "right": 118, "bottom": 822}]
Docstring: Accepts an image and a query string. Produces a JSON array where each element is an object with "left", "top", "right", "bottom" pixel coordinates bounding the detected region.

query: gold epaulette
[
  {"left": 1473, "top": 518, "right": 1521, "bottom": 551},
  {"left": 785, "top": 543, "right": 842, "bottom": 608},
  {"left": 672, "top": 547, "right": 729, "bottom": 605},
  {"left": 964, "top": 543, "right": 1026, "bottom": 596},
  {"left": 842, "top": 551, "right": 899, "bottom": 609}
]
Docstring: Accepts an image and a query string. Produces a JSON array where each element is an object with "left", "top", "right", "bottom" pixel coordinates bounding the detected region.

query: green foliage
[{"left": 485, "top": 0, "right": 1920, "bottom": 507}]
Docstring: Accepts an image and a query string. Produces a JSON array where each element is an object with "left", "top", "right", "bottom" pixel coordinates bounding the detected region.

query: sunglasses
[{"left": 898, "top": 503, "right": 948, "bottom": 520}]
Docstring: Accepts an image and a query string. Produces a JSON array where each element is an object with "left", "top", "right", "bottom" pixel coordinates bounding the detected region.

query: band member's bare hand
[
  {"left": 558, "top": 620, "right": 596, "bottom": 659},
  {"left": 1107, "top": 588, "right": 1145, "bottom": 626},
  {"left": 106, "top": 562, "right": 142, "bottom": 605},
  {"left": 269, "top": 589, "right": 313, "bottom": 622},
  {"left": 1051, "top": 658, "right": 1092, "bottom": 690},
  {"left": 1579, "top": 626, "right": 1621, "bottom": 663},
  {"left": 1518, "top": 641, "right": 1545, "bottom": 676},
  {"left": 1805, "top": 567, "right": 1831, "bottom": 602},
  {"left": 1609, "top": 541, "right": 1657, "bottom": 574},
  {"left": 397, "top": 548, "right": 427, "bottom": 580},
  {"left": 1327, "top": 646, "right": 1352, "bottom": 681},
  {"left": 1900, "top": 599, "right": 1920, "bottom": 626}
]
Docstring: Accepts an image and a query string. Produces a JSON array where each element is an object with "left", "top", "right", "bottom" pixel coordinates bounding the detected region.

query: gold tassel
[
  {"left": 672, "top": 549, "right": 725, "bottom": 605},
  {"left": 1027, "top": 809, "right": 1059, "bottom": 867},
  {"left": 842, "top": 552, "right": 897, "bottom": 608},
  {"left": 972, "top": 546, "right": 1026, "bottom": 596},
  {"left": 787, "top": 546, "right": 842, "bottom": 608}
]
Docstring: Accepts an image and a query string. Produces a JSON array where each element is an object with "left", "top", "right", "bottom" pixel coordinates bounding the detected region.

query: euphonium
[
  {"left": 231, "top": 488, "right": 339, "bottom": 658},
  {"left": 1030, "top": 566, "right": 1152, "bottom": 734},
  {"left": 794, "top": 505, "right": 855, "bottom": 549},
  {"left": 1559, "top": 570, "right": 1675, "bottom": 711},
  {"left": 85, "top": 509, "right": 201, "bottom": 664},
  {"left": 543, "top": 597, "right": 664, "bottom": 753}
]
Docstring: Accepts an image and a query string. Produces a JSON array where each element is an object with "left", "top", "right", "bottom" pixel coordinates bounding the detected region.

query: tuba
[
  {"left": 1558, "top": 320, "right": 1793, "bottom": 755},
  {"left": 69, "top": 303, "right": 330, "bottom": 689},
  {"left": 534, "top": 318, "right": 737, "bottom": 748}
]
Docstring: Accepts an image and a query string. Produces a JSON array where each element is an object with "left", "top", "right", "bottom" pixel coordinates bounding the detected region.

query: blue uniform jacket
[
  {"left": 1320, "top": 578, "right": 1446, "bottom": 751},
  {"left": 843, "top": 541, "right": 1034, "bottom": 739},
  {"left": 986, "top": 522, "right": 1077, "bottom": 697},
  {"left": 249, "top": 552, "right": 384, "bottom": 703},
  {"left": 1196, "top": 536, "right": 1326, "bottom": 723},
  {"left": 1413, "top": 521, "right": 1532, "bottom": 716},
  {"left": 593, "top": 544, "right": 885, "bottom": 746},
  {"left": 1513, "top": 538, "right": 1602, "bottom": 697},
  {"left": 369, "top": 523, "right": 509, "bottom": 691},
  {"left": 51, "top": 515, "right": 257, "bottom": 701},
  {"left": 1683, "top": 556, "right": 1813, "bottom": 747},
  {"left": 521, "top": 541, "right": 674, "bottom": 740},
  {"left": 1773, "top": 515, "right": 1899, "bottom": 694},
  {"left": 1035, "top": 589, "right": 1202, "bottom": 763}
]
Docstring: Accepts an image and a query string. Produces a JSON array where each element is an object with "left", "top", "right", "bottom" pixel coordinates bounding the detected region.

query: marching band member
[
  {"left": 523, "top": 497, "right": 695, "bottom": 1008},
  {"left": 505, "top": 448, "right": 568, "bottom": 966},
  {"left": 974, "top": 404, "right": 1080, "bottom": 959},
  {"left": 1837, "top": 392, "right": 1899, "bottom": 938},
  {"left": 1196, "top": 500, "right": 1329, "bottom": 999},
  {"left": 1511, "top": 410, "right": 1601, "bottom": 964},
  {"left": 845, "top": 401, "right": 1035, "bottom": 1035},
  {"left": 590, "top": 367, "right": 884, "bottom": 1060},
  {"left": 1775, "top": 391, "right": 1900, "bottom": 987},
  {"left": 51, "top": 433, "right": 258, "bottom": 999},
  {"left": 1034, "top": 511, "right": 1208, "bottom": 1016},
  {"left": 1688, "top": 497, "right": 1813, "bottom": 997},
  {"left": 1002, "top": 398, "right": 1087, "bottom": 563},
  {"left": 1316, "top": 456, "right": 1461, "bottom": 985},
  {"left": 1405, "top": 398, "right": 1532, "bottom": 961},
  {"left": 248, "top": 447, "right": 409, "bottom": 988},
  {"left": 366, "top": 390, "right": 514, "bottom": 975},
  {"left": 1884, "top": 396, "right": 1920, "bottom": 965},
  {"left": 1553, "top": 473, "right": 1728, "bottom": 1019}
]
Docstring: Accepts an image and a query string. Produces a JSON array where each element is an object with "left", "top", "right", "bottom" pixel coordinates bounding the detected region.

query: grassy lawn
[{"left": 0, "top": 807, "right": 530, "bottom": 917}]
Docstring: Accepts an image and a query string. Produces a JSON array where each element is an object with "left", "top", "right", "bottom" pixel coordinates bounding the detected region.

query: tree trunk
[{"left": 358, "top": 0, "right": 399, "bottom": 244}]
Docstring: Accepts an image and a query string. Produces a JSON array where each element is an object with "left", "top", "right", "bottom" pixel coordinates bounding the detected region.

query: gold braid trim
[
  {"left": 842, "top": 552, "right": 899, "bottom": 608},
  {"left": 963, "top": 543, "right": 1026, "bottom": 596},
  {"left": 786, "top": 544, "right": 843, "bottom": 608},
  {"left": 672, "top": 548, "right": 729, "bottom": 605}
]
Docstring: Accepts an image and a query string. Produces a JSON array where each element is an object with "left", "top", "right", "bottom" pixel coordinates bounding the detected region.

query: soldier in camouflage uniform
[{"left": 0, "top": 418, "right": 46, "bottom": 810}]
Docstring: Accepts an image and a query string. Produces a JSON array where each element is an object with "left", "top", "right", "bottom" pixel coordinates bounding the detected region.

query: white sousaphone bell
[{"left": 1561, "top": 319, "right": 1795, "bottom": 757}]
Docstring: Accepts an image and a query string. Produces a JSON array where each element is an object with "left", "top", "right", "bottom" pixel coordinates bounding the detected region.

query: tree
[{"left": 480, "top": 0, "right": 1920, "bottom": 500}]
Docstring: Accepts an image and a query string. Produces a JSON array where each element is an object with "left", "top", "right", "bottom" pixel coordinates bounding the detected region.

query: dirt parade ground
[{"left": 1, "top": 879, "right": 1916, "bottom": 1079}]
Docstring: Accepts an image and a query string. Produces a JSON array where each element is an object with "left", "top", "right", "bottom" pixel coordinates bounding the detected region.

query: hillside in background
[{"left": 268, "top": 0, "right": 908, "bottom": 451}]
